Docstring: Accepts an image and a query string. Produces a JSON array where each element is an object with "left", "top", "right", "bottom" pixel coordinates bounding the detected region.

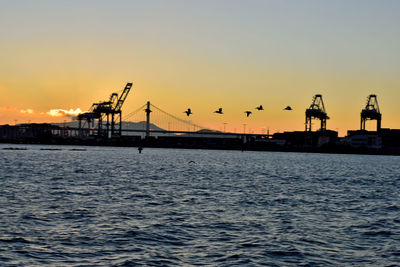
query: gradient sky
[{"left": 1, "top": 0, "right": 399, "bottom": 136}]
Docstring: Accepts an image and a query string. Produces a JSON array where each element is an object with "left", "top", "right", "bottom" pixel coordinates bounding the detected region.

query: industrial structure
[
  {"left": 360, "top": 94, "right": 381, "bottom": 131},
  {"left": 77, "top": 82, "right": 132, "bottom": 138},
  {"left": 3, "top": 85, "right": 400, "bottom": 155},
  {"left": 305, "top": 94, "right": 329, "bottom": 132}
]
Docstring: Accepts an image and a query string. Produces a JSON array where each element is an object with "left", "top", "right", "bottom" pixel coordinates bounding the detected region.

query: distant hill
[
  {"left": 121, "top": 121, "right": 166, "bottom": 132},
  {"left": 53, "top": 120, "right": 166, "bottom": 131},
  {"left": 195, "top": 129, "right": 222, "bottom": 134},
  {"left": 179, "top": 128, "right": 234, "bottom": 138},
  {"left": 52, "top": 121, "right": 226, "bottom": 137}
]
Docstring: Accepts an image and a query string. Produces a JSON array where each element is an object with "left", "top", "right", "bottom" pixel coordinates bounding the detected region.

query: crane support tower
[
  {"left": 78, "top": 82, "right": 133, "bottom": 138},
  {"left": 361, "top": 94, "right": 381, "bottom": 131},
  {"left": 305, "top": 94, "right": 329, "bottom": 132}
]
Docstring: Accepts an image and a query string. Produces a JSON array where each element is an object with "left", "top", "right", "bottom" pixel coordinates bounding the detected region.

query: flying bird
[
  {"left": 184, "top": 108, "right": 192, "bottom": 116},
  {"left": 284, "top": 106, "right": 293, "bottom": 111},
  {"left": 255, "top": 105, "right": 264, "bottom": 111},
  {"left": 245, "top": 111, "right": 252, "bottom": 117},
  {"left": 214, "top": 108, "right": 223, "bottom": 114}
]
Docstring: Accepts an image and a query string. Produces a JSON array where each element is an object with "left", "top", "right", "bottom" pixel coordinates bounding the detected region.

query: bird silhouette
[
  {"left": 214, "top": 108, "right": 223, "bottom": 114},
  {"left": 245, "top": 111, "right": 252, "bottom": 117},
  {"left": 284, "top": 106, "right": 292, "bottom": 111},
  {"left": 255, "top": 105, "right": 264, "bottom": 111},
  {"left": 184, "top": 108, "right": 192, "bottom": 116}
]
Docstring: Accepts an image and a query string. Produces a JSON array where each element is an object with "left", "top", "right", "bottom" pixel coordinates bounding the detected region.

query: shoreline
[{"left": 1, "top": 139, "right": 399, "bottom": 157}]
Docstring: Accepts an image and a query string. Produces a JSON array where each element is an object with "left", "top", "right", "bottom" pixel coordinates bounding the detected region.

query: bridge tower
[
  {"left": 145, "top": 101, "right": 152, "bottom": 138},
  {"left": 361, "top": 94, "right": 381, "bottom": 131},
  {"left": 305, "top": 94, "right": 329, "bottom": 132}
]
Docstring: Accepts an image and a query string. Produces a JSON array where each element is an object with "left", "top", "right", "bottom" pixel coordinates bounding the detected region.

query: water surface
[{"left": 0, "top": 144, "right": 399, "bottom": 266}]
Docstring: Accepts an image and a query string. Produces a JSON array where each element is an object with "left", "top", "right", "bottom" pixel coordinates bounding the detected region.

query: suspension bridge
[
  {"left": 71, "top": 82, "right": 271, "bottom": 140},
  {"left": 77, "top": 100, "right": 271, "bottom": 139},
  {"left": 123, "top": 102, "right": 210, "bottom": 135}
]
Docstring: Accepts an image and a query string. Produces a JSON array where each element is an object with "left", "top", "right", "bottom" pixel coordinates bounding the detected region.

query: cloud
[
  {"left": 0, "top": 106, "right": 85, "bottom": 125},
  {"left": 20, "top": 109, "right": 34, "bottom": 114},
  {"left": 46, "top": 108, "right": 83, "bottom": 117}
]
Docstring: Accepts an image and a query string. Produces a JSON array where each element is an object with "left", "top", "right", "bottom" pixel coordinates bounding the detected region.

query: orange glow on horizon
[{"left": 0, "top": 106, "right": 84, "bottom": 125}]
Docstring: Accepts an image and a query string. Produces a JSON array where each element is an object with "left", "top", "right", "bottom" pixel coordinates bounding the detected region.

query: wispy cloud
[
  {"left": 46, "top": 108, "right": 83, "bottom": 117},
  {"left": 20, "top": 109, "right": 34, "bottom": 114}
]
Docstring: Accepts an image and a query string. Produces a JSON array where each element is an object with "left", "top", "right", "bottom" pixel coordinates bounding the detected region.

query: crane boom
[{"left": 114, "top": 82, "right": 132, "bottom": 112}]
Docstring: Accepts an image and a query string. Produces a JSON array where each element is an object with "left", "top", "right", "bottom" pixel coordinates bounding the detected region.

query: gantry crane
[
  {"left": 305, "top": 94, "right": 329, "bottom": 131},
  {"left": 78, "top": 82, "right": 133, "bottom": 138},
  {"left": 361, "top": 94, "right": 381, "bottom": 131}
]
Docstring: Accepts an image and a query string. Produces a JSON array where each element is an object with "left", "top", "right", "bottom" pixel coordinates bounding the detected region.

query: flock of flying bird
[{"left": 183, "top": 105, "right": 293, "bottom": 117}]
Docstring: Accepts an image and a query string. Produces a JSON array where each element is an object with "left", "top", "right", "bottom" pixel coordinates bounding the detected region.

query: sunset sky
[{"left": 1, "top": 0, "right": 399, "bottom": 136}]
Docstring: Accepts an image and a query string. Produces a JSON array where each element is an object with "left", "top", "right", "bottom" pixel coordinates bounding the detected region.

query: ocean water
[{"left": 0, "top": 144, "right": 399, "bottom": 266}]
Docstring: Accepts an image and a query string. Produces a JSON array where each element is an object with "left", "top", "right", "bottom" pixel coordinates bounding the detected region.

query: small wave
[
  {"left": 299, "top": 237, "right": 327, "bottom": 246},
  {"left": 74, "top": 169, "right": 87, "bottom": 173},
  {"left": 123, "top": 230, "right": 139, "bottom": 237},
  {"left": 215, "top": 253, "right": 241, "bottom": 261},
  {"left": 240, "top": 242, "right": 261, "bottom": 248},
  {"left": 265, "top": 248, "right": 304, "bottom": 258},
  {"left": 386, "top": 205, "right": 400, "bottom": 211},
  {"left": 61, "top": 210, "right": 95, "bottom": 220},
  {"left": 0, "top": 237, "right": 31, "bottom": 244},
  {"left": 111, "top": 259, "right": 142, "bottom": 266},
  {"left": 362, "top": 230, "right": 393, "bottom": 237},
  {"left": 392, "top": 250, "right": 400, "bottom": 256}
]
